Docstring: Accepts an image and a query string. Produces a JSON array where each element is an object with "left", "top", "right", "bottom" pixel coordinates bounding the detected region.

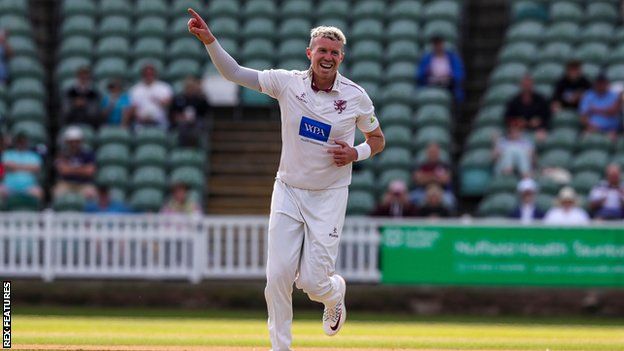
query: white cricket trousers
[{"left": 265, "top": 179, "right": 348, "bottom": 351}]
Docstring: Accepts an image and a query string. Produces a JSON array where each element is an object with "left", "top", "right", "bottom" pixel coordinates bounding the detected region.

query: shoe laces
[{"left": 323, "top": 301, "right": 343, "bottom": 323}]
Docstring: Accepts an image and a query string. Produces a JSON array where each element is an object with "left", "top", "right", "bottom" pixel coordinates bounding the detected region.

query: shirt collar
[{"left": 308, "top": 69, "right": 341, "bottom": 93}]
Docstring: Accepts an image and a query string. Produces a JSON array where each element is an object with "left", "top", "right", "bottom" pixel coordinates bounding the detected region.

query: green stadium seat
[
  {"left": 209, "top": 18, "right": 239, "bottom": 40},
  {"left": 279, "top": 59, "right": 308, "bottom": 71},
  {"left": 10, "top": 121, "right": 47, "bottom": 144},
  {"left": 97, "top": 16, "right": 131, "bottom": 38},
  {"left": 0, "top": 101, "right": 6, "bottom": 118},
  {"left": 0, "top": 0, "right": 28, "bottom": 15},
  {"left": 414, "top": 148, "right": 450, "bottom": 166},
  {"left": 387, "top": 0, "right": 421, "bottom": 21},
  {"left": 358, "top": 81, "right": 379, "bottom": 104},
  {"left": 616, "top": 138, "right": 624, "bottom": 153},
  {"left": 488, "top": 175, "right": 519, "bottom": 195},
  {"left": 170, "top": 0, "right": 203, "bottom": 18},
  {"left": 612, "top": 153, "right": 624, "bottom": 169},
  {"left": 168, "top": 38, "right": 204, "bottom": 62},
  {"left": 353, "top": 0, "right": 385, "bottom": 19},
  {"left": 424, "top": 0, "right": 460, "bottom": 22},
  {"left": 9, "top": 56, "right": 45, "bottom": 80},
  {"left": 607, "top": 64, "right": 624, "bottom": 82},
  {"left": 350, "top": 19, "right": 384, "bottom": 42},
  {"left": 383, "top": 127, "right": 412, "bottom": 150},
  {"left": 483, "top": 84, "right": 519, "bottom": 106},
  {"left": 131, "top": 59, "right": 164, "bottom": 80},
  {"left": 498, "top": 42, "right": 537, "bottom": 64},
  {"left": 8, "top": 36, "right": 37, "bottom": 58},
  {"left": 351, "top": 62, "right": 382, "bottom": 84},
  {"left": 129, "top": 188, "right": 164, "bottom": 212},
  {"left": 97, "top": 126, "right": 131, "bottom": 146},
  {"left": 386, "top": 40, "right": 419, "bottom": 63},
  {"left": 587, "top": 2, "right": 618, "bottom": 23},
  {"left": 534, "top": 83, "right": 553, "bottom": 99},
  {"left": 93, "top": 58, "right": 127, "bottom": 81},
  {"left": 132, "top": 166, "right": 167, "bottom": 191},
  {"left": 170, "top": 16, "right": 194, "bottom": 39},
  {"left": 350, "top": 40, "right": 383, "bottom": 62},
  {"left": 96, "top": 143, "right": 130, "bottom": 167},
  {"left": 414, "top": 87, "right": 451, "bottom": 107},
  {"left": 506, "top": 21, "right": 544, "bottom": 43},
  {"left": 350, "top": 170, "right": 376, "bottom": 192},
  {"left": 0, "top": 14, "right": 32, "bottom": 37},
  {"left": 387, "top": 20, "right": 419, "bottom": 42},
  {"left": 280, "top": 0, "right": 313, "bottom": 19},
  {"left": 170, "top": 166, "right": 204, "bottom": 190},
  {"left": 208, "top": 0, "right": 240, "bottom": 19},
  {"left": 135, "top": 0, "right": 167, "bottom": 17},
  {"left": 133, "top": 38, "right": 166, "bottom": 61},
  {"left": 608, "top": 44, "right": 624, "bottom": 65},
  {"left": 279, "top": 19, "right": 311, "bottom": 41},
  {"left": 539, "top": 149, "right": 572, "bottom": 169},
  {"left": 96, "top": 165, "right": 129, "bottom": 189},
  {"left": 460, "top": 168, "right": 491, "bottom": 196},
  {"left": 376, "top": 147, "right": 411, "bottom": 171},
  {"left": 62, "top": 0, "right": 96, "bottom": 17},
  {"left": 538, "top": 42, "right": 572, "bottom": 63},
  {"left": 477, "top": 193, "right": 518, "bottom": 217},
  {"left": 53, "top": 192, "right": 86, "bottom": 212},
  {"left": 169, "top": 148, "right": 206, "bottom": 169},
  {"left": 572, "top": 150, "right": 609, "bottom": 173},
  {"left": 460, "top": 148, "right": 493, "bottom": 170},
  {"left": 581, "top": 23, "right": 614, "bottom": 44},
  {"left": 8, "top": 78, "right": 46, "bottom": 102},
  {"left": 243, "top": 0, "right": 277, "bottom": 19},
  {"left": 134, "top": 144, "right": 168, "bottom": 168},
  {"left": 537, "top": 176, "right": 563, "bottom": 196},
  {"left": 532, "top": 63, "right": 564, "bottom": 84},
  {"left": 474, "top": 105, "right": 505, "bottom": 128},
  {"left": 511, "top": 0, "right": 547, "bottom": 22},
  {"left": 8, "top": 99, "right": 46, "bottom": 124},
  {"left": 241, "top": 39, "right": 274, "bottom": 61},
  {"left": 4, "top": 193, "right": 41, "bottom": 211},
  {"left": 378, "top": 103, "right": 411, "bottom": 128},
  {"left": 574, "top": 42, "right": 608, "bottom": 66},
  {"left": 550, "top": 2, "right": 582, "bottom": 22},
  {"left": 98, "top": 0, "right": 132, "bottom": 17},
  {"left": 551, "top": 110, "right": 579, "bottom": 129},
  {"left": 95, "top": 36, "right": 129, "bottom": 59},
  {"left": 544, "top": 22, "right": 579, "bottom": 43},
  {"left": 277, "top": 39, "right": 307, "bottom": 60},
  {"left": 578, "top": 133, "right": 611, "bottom": 152},
  {"left": 413, "top": 126, "right": 450, "bottom": 150},
  {"left": 135, "top": 128, "right": 168, "bottom": 147},
  {"left": 490, "top": 63, "right": 528, "bottom": 84},
  {"left": 377, "top": 169, "right": 411, "bottom": 192},
  {"left": 539, "top": 128, "right": 577, "bottom": 151},
  {"left": 413, "top": 105, "right": 451, "bottom": 129},
  {"left": 58, "top": 36, "right": 93, "bottom": 59},
  {"left": 381, "top": 82, "right": 414, "bottom": 106},
  {"left": 466, "top": 126, "right": 500, "bottom": 149},
  {"left": 134, "top": 16, "right": 167, "bottom": 38},
  {"left": 536, "top": 193, "right": 555, "bottom": 212},
  {"left": 317, "top": 0, "right": 349, "bottom": 20},
  {"left": 347, "top": 190, "right": 375, "bottom": 215},
  {"left": 386, "top": 62, "right": 417, "bottom": 83},
  {"left": 571, "top": 171, "right": 601, "bottom": 195},
  {"left": 61, "top": 15, "right": 95, "bottom": 38},
  {"left": 423, "top": 20, "right": 457, "bottom": 43}
]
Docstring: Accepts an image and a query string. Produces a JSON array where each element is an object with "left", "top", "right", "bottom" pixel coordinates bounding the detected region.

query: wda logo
[{"left": 299, "top": 116, "right": 331, "bottom": 142}]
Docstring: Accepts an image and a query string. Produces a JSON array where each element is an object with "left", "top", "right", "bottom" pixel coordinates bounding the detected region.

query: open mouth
[{"left": 320, "top": 62, "right": 333, "bottom": 69}]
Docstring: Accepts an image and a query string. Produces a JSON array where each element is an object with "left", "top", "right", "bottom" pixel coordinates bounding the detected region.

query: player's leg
[{"left": 265, "top": 181, "right": 305, "bottom": 351}]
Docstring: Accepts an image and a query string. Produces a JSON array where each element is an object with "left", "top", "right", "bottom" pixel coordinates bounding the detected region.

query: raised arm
[{"left": 187, "top": 8, "right": 261, "bottom": 91}]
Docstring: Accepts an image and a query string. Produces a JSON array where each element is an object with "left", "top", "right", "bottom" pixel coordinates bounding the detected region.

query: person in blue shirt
[
  {"left": 0, "top": 132, "right": 42, "bottom": 201},
  {"left": 579, "top": 74, "right": 622, "bottom": 139},
  {"left": 417, "top": 36, "right": 465, "bottom": 102},
  {"left": 100, "top": 78, "right": 131, "bottom": 126},
  {"left": 84, "top": 185, "right": 131, "bottom": 214}
]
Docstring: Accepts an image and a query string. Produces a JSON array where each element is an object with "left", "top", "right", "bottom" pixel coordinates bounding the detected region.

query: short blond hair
[{"left": 309, "top": 26, "right": 347, "bottom": 48}]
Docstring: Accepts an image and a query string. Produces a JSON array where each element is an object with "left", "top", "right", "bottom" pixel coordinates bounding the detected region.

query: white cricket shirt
[{"left": 258, "top": 69, "right": 379, "bottom": 190}]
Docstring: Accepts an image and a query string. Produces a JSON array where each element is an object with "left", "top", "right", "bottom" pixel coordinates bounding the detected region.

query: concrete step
[
  {"left": 210, "top": 184, "right": 273, "bottom": 197},
  {"left": 213, "top": 120, "right": 280, "bottom": 132},
  {"left": 211, "top": 142, "right": 282, "bottom": 153},
  {"left": 211, "top": 162, "right": 277, "bottom": 175},
  {"left": 206, "top": 197, "right": 271, "bottom": 214},
  {"left": 212, "top": 131, "right": 279, "bottom": 142},
  {"left": 212, "top": 152, "right": 280, "bottom": 164},
  {"left": 209, "top": 176, "right": 276, "bottom": 188}
]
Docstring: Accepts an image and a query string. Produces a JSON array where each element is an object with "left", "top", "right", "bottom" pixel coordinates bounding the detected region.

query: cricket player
[{"left": 187, "top": 8, "right": 385, "bottom": 351}]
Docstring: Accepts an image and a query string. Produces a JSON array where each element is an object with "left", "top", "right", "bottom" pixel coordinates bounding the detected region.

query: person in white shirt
[
  {"left": 187, "top": 8, "right": 385, "bottom": 351},
  {"left": 589, "top": 163, "right": 624, "bottom": 220},
  {"left": 129, "top": 63, "right": 173, "bottom": 130},
  {"left": 543, "top": 187, "right": 590, "bottom": 225}
]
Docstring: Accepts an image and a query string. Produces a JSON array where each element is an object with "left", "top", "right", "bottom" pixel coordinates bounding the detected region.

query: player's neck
[{"left": 311, "top": 73, "right": 336, "bottom": 92}]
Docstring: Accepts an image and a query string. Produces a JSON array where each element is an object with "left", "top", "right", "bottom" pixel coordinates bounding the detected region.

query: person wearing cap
[
  {"left": 84, "top": 185, "right": 130, "bottom": 214},
  {"left": 579, "top": 74, "right": 622, "bottom": 139},
  {"left": 551, "top": 60, "right": 591, "bottom": 113},
  {"left": 509, "top": 178, "right": 545, "bottom": 224},
  {"left": 504, "top": 74, "right": 550, "bottom": 139},
  {"left": 494, "top": 118, "right": 535, "bottom": 178},
  {"left": 63, "top": 66, "right": 101, "bottom": 128},
  {"left": 0, "top": 132, "right": 43, "bottom": 202},
  {"left": 100, "top": 78, "right": 132, "bottom": 126},
  {"left": 53, "top": 127, "right": 97, "bottom": 200},
  {"left": 371, "top": 180, "right": 418, "bottom": 217},
  {"left": 416, "top": 35, "right": 465, "bottom": 102},
  {"left": 160, "top": 182, "right": 201, "bottom": 215},
  {"left": 169, "top": 76, "right": 210, "bottom": 147},
  {"left": 128, "top": 64, "right": 173, "bottom": 130},
  {"left": 418, "top": 184, "right": 451, "bottom": 218},
  {"left": 588, "top": 163, "right": 624, "bottom": 220},
  {"left": 543, "top": 186, "right": 590, "bottom": 225}
]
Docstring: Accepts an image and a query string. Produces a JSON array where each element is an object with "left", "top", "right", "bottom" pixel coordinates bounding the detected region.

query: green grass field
[{"left": 13, "top": 306, "right": 624, "bottom": 350}]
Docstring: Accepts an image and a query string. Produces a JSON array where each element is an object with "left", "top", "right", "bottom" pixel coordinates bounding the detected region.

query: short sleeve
[
  {"left": 356, "top": 92, "right": 380, "bottom": 133},
  {"left": 258, "top": 69, "right": 294, "bottom": 99}
]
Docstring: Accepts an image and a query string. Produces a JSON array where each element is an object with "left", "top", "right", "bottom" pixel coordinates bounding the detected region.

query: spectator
[
  {"left": 588, "top": 163, "right": 624, "bottom": 220},
  {"left": 505, "top": 74, "right": 550, "bottom": 139},
  {"left": 509, "top": 178, "right": 545, "bottom": 224},
  {"left": 170, "top": 76, "right": 209, "bottom": 147},
  {"left": 0, "top": 29, "right": 12, "bottom": 84},
  {"left": 580, "top": 74, "right": 621, "bottom": 139},
  {"left": 418, "top": 184, "right": 451, "bottom": 218},
  {"left": 0, "top": 132, "right": 43, "bottom": 202},
  {"left": 543, "top": 187, "right": 590, "bottom": 225},
  {"left": 100, "top": 78, "right": 132, "bottom": 126},
  {"left": 63, "top": 66, "right": 101, "bottom": 128},
  {"left": 53, "top": 127, "right": 97, "bottom": 200},
  {"left": 129, "top": 63, "right": 173, "bottom": 130},
  {"left": 160, "top": 182, "right": 201, "bottom": 215},
  {"left": 417, "top": 36, "right": 464, "bottom": 102},
  {"left": 85, "top": 186, "right": 130, "bottom": 213},
  {"left": 371, "top": 180, "right": 418, "bottom": 217},
  {"left": 494, "top": 119, "right": 535, "bottom": 178},
  {"left": 409, "top": 142, "right": 455, "bottom": 209},
  {"left": 551, "top": 60, "right": 592, "bottom": 113}
]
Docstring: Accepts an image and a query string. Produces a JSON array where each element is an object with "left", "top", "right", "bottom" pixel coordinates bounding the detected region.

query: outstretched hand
[
  {"left": 327, "top": 140, "right": 358, "bottom": 167},
  {"left": 187, "top": 8, "right": 215, "bottom": 45}
]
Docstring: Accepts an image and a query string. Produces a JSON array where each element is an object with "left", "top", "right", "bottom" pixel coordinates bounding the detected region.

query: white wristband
[{"left": 354, "top": 142, "right": 372, "bottom": 161}]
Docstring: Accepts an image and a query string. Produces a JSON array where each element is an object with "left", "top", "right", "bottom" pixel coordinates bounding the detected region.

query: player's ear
[{"left": 306, "top": 47, "right": 312, "bottom": 60}]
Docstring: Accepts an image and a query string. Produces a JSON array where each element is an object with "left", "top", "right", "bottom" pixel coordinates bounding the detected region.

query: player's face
[{"left": 306, "top": 37, "right": 344, "bottom": 81}]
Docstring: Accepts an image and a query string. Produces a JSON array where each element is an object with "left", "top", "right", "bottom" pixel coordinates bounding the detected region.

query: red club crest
[{"left": 334, "top": 99, "right": 347, "bottom": 114}]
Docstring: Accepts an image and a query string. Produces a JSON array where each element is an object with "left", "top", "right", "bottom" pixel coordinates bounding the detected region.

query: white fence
[{"left": 0, "top": 213, "right": 381, "bottom": 283}]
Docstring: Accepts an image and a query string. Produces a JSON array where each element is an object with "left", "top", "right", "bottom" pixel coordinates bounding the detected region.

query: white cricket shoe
[{"left": 322, "top": 274, "right": 346, "bottom": 336}]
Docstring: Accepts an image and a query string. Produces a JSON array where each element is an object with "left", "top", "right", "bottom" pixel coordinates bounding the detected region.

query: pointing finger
[{"left": 187, "top": 8, "right": 205, "bottom": 24}]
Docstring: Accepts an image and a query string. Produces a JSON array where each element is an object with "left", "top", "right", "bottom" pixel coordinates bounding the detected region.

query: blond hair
[{"left": 309, "top": 26, "right": 347, "bottom": 48}]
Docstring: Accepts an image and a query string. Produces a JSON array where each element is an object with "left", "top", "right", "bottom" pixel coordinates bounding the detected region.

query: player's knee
[
  {"left": 296, "top": 274, "right": 331, "bottom": 296},
  {"left": 266, "top": 267, "right": 295, "bottom": 288}
]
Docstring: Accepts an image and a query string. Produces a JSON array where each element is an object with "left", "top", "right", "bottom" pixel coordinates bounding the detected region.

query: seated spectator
[
  {"left": 85, "top": 186, "right": 130, "bottom": 213},
  {"left": 409, "top": 142, "right": 455, "bottom": 209},
  {"left": 551, "top": 60, "right": 591, "bottom": 113},
  {"left": 494, "top": 119, "right": 534, "bottom": 178},
  {"left": 417, "top": 36, "right": 464, "bottom": 102},
  {"left": 53, "top": 127, "right": 97, "bottom": 200},
  {"left": 100, "top": 78, "right": 131, "bottom": 126},
  {"left": 543, "top": 187, "right": 590, "bottom": 225},
  {"left": 371, "top": 180, "right": 418, "bottom": 217},
  {"left": 0, "top": 132, "right": 42, "bottom": 201},
  {"left": 63, "top": 66, "right": 101, "bottom": 128},
  {"left": 505, "top": 74, "right": 550, "bottom": 139},
  {"left": 588, "top": 164, "right": 624, "bottom": 220},
  {"left": 509, "top": 178, "right": 545, "bottom": 224},
  {"left": 160, "top": 182, "right": 201, "bottom": 215},
  {"left": 129, "top": 64, "right": 173, "bottom": 130},
  {"left": 580, "top": 74, "right": 621, "bottom": 139},
  {"left": 170, "top": 76, "right": 209, "bottom": 147},
  {"left": 0, "top": 29, "right": 12, "bottom": 84},
  {"left": 418, "top": 184, "right": 451, "bottom": 218}
]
